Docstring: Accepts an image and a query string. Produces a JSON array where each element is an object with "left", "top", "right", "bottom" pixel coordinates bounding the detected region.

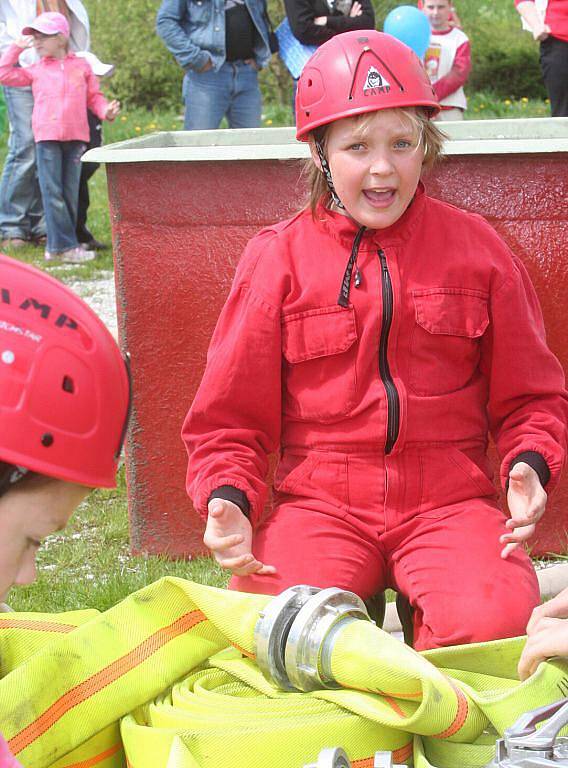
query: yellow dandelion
[
  {"left": 521, "top": 97, "right": 528, "bottom": 103},
  {"left": 504, "top": 99, "right": 511, "bottom": 105},
  {"left": 120, "top": 115, "right": 127, "bottom": 122},
  {"left": 265, "top": 118, "right": 273, "bottom": 125},
  {"left": 135, "top": 126, "right": 141, "bottom": 133},
  {"left": 149, "top": 123, "right": 157, "bottom": 130},
  {"left": 171, "top": 123, "right": 177, "bottom": 128},
  {"left": 479, "top": 104, "right": 485, "bottom": 109},
  {"left": 545, "top": 98, "right": 550, "bottom": 104}
]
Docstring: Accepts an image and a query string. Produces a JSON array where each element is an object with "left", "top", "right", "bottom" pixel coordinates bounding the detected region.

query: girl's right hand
[
  {"left": 204, "top": 499, "right": 276, "bottom": 576},
  {"left": 15, "top": 36, "right": 34, "bottom": 50},
  {"left": 349, "top": 2, "right": 363, "bottom": 17}
]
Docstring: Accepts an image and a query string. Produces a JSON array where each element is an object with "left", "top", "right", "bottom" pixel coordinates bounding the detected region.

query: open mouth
[{"left": 363, "top": 189, "right": 396, "bottom": 207}]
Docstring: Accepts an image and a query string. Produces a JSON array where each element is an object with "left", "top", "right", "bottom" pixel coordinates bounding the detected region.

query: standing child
[
  {"left": 422, "top": 0, "right": 471, "bottom": 121},
  {"left": 183, "top": 30, "right": 568, "bottom": 651},
  {"left": 0, "top": 12, "right": 120, "bottom": 263}
]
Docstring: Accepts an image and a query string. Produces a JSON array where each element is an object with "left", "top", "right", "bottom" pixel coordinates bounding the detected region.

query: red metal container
[{"left": 87, "top": 119, "right": 568, "bottom": 558}]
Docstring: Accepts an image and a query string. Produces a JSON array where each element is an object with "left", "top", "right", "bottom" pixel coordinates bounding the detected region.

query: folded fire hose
[{"left": 0, "top": 578, "right": 566, "bottom": 768}]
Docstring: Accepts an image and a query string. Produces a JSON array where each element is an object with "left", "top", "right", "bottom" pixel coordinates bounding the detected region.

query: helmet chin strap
[{"left": 315, "top": 139, "right": 344, "bottom": 210}]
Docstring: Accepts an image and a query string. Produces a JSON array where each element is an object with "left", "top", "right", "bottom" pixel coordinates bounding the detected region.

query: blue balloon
[{"left": 383, "top": 5, "right": 431, "bottom": 60}]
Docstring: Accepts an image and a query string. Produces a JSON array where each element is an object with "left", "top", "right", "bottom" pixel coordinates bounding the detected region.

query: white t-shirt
[{"left": 424, "top": 27, "right": 469, "bottom": 110}]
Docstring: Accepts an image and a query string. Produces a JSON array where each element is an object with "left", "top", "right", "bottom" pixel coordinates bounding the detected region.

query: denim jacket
[{"left": 156, "top": 0, "right": 272, "bottom": 72}]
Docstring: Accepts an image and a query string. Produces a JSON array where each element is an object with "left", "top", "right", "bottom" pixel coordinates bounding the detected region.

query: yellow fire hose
[{"left": 0, "top": 577, "right": 566, "bottom": 768}]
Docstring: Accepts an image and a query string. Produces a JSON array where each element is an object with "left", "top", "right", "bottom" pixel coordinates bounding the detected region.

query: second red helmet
[{"left": 296, "top": 30, "right": 440, "bottom": 140}]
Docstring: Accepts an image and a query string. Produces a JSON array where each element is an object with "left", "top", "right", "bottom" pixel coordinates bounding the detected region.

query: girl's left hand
[
  {"left": 314, "top": 16, "right": 327, "bottom": 25},
  {"left": 349, "top": 2, "right": 362, "bottom": 17},
  {"left": 500, "top": 462, "right": 547, "bottom": 559},
  {"left": 105, "top": 99, "right": 121, "bottom": 121}
]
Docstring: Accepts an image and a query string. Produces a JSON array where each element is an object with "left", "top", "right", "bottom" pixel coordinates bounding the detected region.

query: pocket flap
[
  {"left": 282, "top": 305, "right": 357, "bottom": 364},
  {"left": 413, "top": 288, "right": 489, "bottom": 338}
]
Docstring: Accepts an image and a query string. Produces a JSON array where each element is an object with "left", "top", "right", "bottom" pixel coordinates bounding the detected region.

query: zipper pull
[{"left": 355, "top": 267, "right": 362, "bottom": 288}]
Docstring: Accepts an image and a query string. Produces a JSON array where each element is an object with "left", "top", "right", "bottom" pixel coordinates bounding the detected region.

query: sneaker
[
  {"left": 80, "top": 237, "right": 108, "bottom": 251},
  {"left": 45, "top": 247, "right": 96, "bottom": 263}
]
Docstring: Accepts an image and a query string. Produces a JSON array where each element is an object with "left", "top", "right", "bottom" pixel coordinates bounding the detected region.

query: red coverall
[{"left": 183, "top": 184, "right": 568, "bottom": 650}]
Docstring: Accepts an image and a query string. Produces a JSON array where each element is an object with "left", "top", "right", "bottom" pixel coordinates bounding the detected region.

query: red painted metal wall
[{"left": 107, "top": 153, "right": 568, "bottom": 558}]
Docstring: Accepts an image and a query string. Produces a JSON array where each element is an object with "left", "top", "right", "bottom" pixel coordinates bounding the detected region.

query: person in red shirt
[
  {"left": 422, "top": 0, "right": 471, "bottom": 121},
  {"left": 183, "top": 31, "right": 568, "bottom": 651},
  {"left": 515, "top": 0, "right": 568, "bottom": 116}
]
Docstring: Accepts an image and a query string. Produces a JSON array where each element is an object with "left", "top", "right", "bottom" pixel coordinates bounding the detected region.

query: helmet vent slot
[{"left": 62, "top": 375, "right": 75, "bottom": 394}]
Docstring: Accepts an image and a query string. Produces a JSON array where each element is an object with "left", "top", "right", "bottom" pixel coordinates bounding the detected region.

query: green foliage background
[{"left": 84, "top": 0, "right": 546, "bottom": 111}]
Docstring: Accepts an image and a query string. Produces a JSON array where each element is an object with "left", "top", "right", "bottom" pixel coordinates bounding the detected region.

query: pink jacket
[{"left": 0, "top": 44, "right": 108, "bottom": 142}]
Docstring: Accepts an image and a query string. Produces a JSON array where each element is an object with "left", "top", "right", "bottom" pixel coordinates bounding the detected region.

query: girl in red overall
[{"left": 183, "top": 31, "right": 568, "bottom": 651}]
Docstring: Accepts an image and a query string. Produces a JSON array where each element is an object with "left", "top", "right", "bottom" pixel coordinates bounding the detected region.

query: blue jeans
[
  {"left": 184, "top": 60, "right": 262, "bottom": 130},
  {"left": 0, "top": 86, "right": 45, "bottom": 240},
  {"left": 36, "top": 141, "right": 85, "bottom": 253}
]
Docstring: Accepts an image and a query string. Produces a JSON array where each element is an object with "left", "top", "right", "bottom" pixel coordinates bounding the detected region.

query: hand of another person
[
  {"left": 314, "top": 16, "right": 327, "bottom": 25},
  {"left": 198, "top": 58, "right": 213, "bottom": 73},
  {"left": 500, "top": 462, "right": 547, "bottom": 559},
  {"left": 518, "top": 615, "right": 568, "bottom": 680},
  {"left": 349, "top": 2, "right": 363, "bottom": 17},
  {"left": 105, "top": 99, "right": 121, "bottom": 121},
  {"left": 204, "top": 499, "right": 277, "bottom": 577},
  {"left": 526, "top": 586, "right": 568, "bottom": 634},
  {"left": 533, "top": 22, "right": 551, "bottom": 41}
]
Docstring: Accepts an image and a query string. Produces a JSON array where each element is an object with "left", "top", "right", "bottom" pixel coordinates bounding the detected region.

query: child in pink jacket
[{"left": 0, "top": 12, "right": 120, "bottom": 264}]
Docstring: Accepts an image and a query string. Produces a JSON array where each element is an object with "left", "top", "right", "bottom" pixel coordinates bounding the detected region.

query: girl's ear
[{"left": 309, "top": 140, "right": 323, "bottom": 171}]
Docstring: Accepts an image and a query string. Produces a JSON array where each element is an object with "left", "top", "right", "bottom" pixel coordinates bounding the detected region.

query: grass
[
  {"left": 2, "top": 93, "right": 560, "bottom": 614},
  {"left": 9, "top": 469, "right": 228, "bottom": 613}
]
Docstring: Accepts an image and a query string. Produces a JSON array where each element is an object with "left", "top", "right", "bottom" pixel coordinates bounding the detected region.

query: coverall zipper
[{"left": 378, "top": 249, "right": 400, "bottom": 454}]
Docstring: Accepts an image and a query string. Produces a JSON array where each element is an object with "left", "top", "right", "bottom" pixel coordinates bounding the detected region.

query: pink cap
[{"left": 22, "top": 12, "right": 70, "bottom": 38}]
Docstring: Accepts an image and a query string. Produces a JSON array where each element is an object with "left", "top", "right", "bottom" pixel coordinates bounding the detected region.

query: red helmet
[
  {"left": 296, "top": 30, "right": 440, "bottom": 140},
  {"left": 0, "top": 255, "right": 130, "bottom": 488}
]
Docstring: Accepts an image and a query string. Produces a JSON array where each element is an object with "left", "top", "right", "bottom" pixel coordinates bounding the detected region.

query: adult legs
[
  {"left": 226, "top": 61, "right": 262, "bottom": 129},
  {"left": 540, "top": 36, "right": 568, "bottom": 117},
  {"left": 183, "top": 66, "right": 232, "bottom": 130},
  {"left": 76, "top": 111, "right": 102, "bottom": 245},
  {"left": 0, "top": 86, "right": 44, "bottom": 241},
  {"left": 36, "top": 141, "right": 84, "bottom": 253}
]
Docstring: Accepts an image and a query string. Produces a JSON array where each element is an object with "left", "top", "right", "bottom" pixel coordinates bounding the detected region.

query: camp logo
[{"left": 363, "top": 66, "right": 390, "bottom": 96}]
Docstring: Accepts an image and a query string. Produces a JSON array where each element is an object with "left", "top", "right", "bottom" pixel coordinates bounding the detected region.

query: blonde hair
[{"left": 305, "top": 108, "right": 446, "bottom": 216}]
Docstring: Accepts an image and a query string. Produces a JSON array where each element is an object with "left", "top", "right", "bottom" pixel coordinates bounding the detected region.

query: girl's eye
[
  {"left": 394, "top": 139, "right": 414, "bottom": 150},
  {"left": 348, "top": 143, "right": 364, "bottom": 151}
]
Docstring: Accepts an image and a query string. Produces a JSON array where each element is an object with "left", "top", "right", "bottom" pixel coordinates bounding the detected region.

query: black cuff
[
  {"left": 208, "top": 485, "right": 250, "bottom": 518},
  {"left": 508, "top": 451, "right": 551, "bottom": 489}
]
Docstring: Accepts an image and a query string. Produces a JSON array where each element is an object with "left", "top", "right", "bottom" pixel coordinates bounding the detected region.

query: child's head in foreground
[
  {"left": 23, "top": 12, "right": 70, "bottom": 58},
  {"left": 296, "top": 30, "right": 445, "bottom": 229},
  {"left": 0, "top": 255, "right": 130, "bottom": 600}
]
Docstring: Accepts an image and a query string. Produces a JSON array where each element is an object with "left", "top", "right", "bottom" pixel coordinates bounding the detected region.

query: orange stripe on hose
[
  {"left": 232, "top": 642, "right": 255, "bottom": 660},
  {"left": 60, "top": 742, "right": 122, "bottom": 767},
  {"left": 432, "top": 682, "right": 469, "bottom": 739},
  {"left": 351, "top": 741, "right": 412, "bottom": 768},
  {"left": 9, "top": 610, "right": 207, "bottom": 755},
  {"left": 0, "top": 619, "right": 77, "bottom": 633},
  {"left": 337, "top": 682, "right": 409, "bottom": 719}
]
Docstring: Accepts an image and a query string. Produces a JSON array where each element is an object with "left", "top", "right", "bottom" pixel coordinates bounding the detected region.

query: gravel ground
[{"left": 66, "top": 270, "right": 118, "bottom": 339}]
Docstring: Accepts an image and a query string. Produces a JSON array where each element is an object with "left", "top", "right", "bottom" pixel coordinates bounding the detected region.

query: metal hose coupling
[
  {"left": 254, "top": 585, "right": 370, "bottom": 692},
  {"left": 486, "top": 697, "right": 568, "bottom": 767},
  {"left": 304, "top": 747, "right": 408, "bottom": 768}
]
